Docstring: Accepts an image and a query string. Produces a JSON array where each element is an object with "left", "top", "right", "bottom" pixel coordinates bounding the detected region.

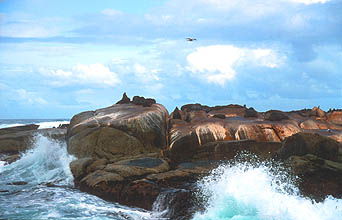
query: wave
[
  {"left": 0, "top": 135, "right": 158, "bottom": 220},
  {"left": 0, "top": 119, "right": 69, "bottom": 129},
  {"left": 0, "top": 134, "right": 75, "bottom": 185},
  {"left": 192, "top": 156, "right": 342, "bottom": 220}
]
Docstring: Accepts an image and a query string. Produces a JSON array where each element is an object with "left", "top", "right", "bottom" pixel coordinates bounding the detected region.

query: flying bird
[{"left": 186, "top": 37, "right": 197, "bottom": 41}]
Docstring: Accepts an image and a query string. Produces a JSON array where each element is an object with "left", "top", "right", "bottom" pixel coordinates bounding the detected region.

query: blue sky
[{"left": 0, "top": 0, "right": 341, "bottom": 118}]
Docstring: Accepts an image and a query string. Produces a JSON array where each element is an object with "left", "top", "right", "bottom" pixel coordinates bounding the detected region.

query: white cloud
[
  {"left": 186, "top": 45, "right": 285, "bottom": 86},
  {"left": 187, "top": 45, "right": 242, "bottom": 86},
  {"left": 73, "top": 63, "right": 120, "bottom": 86},
  {"left": 16, "top": 89, "right": 48, "bottom": 105},
  {"left": 42, "top": 63, "right": 120, "bottom": 87}
]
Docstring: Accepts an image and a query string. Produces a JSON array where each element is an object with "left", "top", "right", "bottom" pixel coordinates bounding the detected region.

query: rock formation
[{"left": 63, "top": 94, "right": 342, "bottom": 220}]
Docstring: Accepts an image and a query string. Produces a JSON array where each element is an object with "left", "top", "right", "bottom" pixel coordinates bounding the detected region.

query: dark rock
[
  {"left": 153, "top": 189, "right": 198, "bottom": 220},
  {"left": 7, "top": 181, "right": 28, "bottom": 185},
  {"left": 275, "top": 133, "right": 339, "bottom": 162},
  {"left": 181, "top": 104, "right": 205, "bottom": 112},
  {"left": 57, "top": 123, "right": 69, "bottom": 129},
  {"left": 172, "top": 107, "right": 182, "bottom": 120},
  {"left": 116, "top": 92, "right": 131, "bottom": 104},
  {"left": 244, "top": 107, "right": 258, "bottom": 118},
  {"left": 265, "top": 110, "right": 289, "bottom": 121},
  {"left": 287, "top": 154, "right": 342, "bottom": 201},
  {"left": 132, "top": 96, "right": 156, "bottom": 107},
  {"left": 1, "top": 154, "right": 21, "bottom": 164},
  {"left": 213, "top": 114, "right": 226, "bottom": 119},
  {"left": 45, "top": 182, "right": 57, "bottom": 187},
  {"left": 0, "top": 124, "right": 39, "bottom": 136},
  {"left": 120, "top": 179, "right": 161, "bottom": 210}
]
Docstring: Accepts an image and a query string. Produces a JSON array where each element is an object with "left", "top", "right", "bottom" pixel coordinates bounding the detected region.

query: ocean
[{"left": 0, "top": 120, "right": 341, "bottom": 220}]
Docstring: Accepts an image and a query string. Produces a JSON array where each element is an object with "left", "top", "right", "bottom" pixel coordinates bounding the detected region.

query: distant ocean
[
  {"left": 0, "top": 120, "right": 342, "bottom": 219},
  {"left": 0, "top": 119, "right": 70, "bottom": 129}
]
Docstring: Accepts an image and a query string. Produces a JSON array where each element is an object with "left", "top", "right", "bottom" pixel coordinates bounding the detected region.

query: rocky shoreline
[{"left": 1, "top": 94, "right": 342, "bottom": 220}]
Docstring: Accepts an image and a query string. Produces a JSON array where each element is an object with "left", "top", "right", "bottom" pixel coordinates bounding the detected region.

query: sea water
[
  {"left": 0, "top": 135, "right": 157, "bottom": 220},
  {"left": 0, "top": 119, "right": 70, "bottom": 129},
  {"left": 191, "top": 157, "right": 342, "bottom": 220}
]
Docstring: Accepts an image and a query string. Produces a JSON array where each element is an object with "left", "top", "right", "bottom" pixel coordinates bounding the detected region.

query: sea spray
[
  {"left": 192, "top": 153, "right": 342, "bottom": 220},
  {"left": 0, "top": 134, "right": 75, "bottom": 185},
  {"left": 0, "top": 135, "right": 157, "bottom": 220}
]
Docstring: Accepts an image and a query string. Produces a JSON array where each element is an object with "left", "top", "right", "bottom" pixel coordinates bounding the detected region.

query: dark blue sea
[{"left": 0, "top": 120, "right": 341, "bottom": 220}]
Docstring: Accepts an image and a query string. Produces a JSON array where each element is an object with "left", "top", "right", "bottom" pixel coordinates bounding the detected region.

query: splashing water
[
  {"left": 0, "top": 135, "right": 157, "bottom": 220},
  {"left": 1, "top": 134, "right": 75, "bottom": 185},
  {"left": 192, "top": 156, "right": 342, "bottom": 220}
]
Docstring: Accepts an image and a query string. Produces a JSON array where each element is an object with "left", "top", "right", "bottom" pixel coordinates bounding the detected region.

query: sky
[{"left": 0, "top": 0, "right": 341, "bottom": 118}]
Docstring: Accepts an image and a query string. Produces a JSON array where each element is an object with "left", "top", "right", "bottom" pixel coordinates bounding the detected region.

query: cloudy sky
[{"left": 0, "top": 0, "right": 341, "bottom": 118}]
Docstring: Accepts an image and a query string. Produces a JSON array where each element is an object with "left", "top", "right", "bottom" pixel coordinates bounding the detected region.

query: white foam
[
  {"left": 37, "top": 120, "right": 69, "bottom": 129},
  {"left": 1, "top": 134, "right": 75, "bottom": 185},
  {"left": 192, "top": 161, "right": 342, "bottom": 220}
]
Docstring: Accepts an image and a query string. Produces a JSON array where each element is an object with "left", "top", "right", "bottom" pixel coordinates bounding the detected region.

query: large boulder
[
  {"left": 71, "top": 156, "right": 170, "bottom": 210},
  {"left": 287, "top": 154, "right": 342, "bottom": 200},
  {"left": 276, "top": 132, "right": 340, "bottom": 162},
  {"left": 327, "top": 110, "right": 342, "bottom": 126},
  {"left": 67, "top": 102, "right": 169, "bottom": 160}
]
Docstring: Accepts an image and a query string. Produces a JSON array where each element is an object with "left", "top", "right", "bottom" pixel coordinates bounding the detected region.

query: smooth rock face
[
  {"left": 67, "top": 99, "right": 342, "bottom": 216},
  {"left": 67, "top": 103, "right": 169, "bottom": 160}
]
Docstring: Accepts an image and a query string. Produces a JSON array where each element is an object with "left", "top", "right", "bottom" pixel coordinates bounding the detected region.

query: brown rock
[
  {"left": 300, "top": 119, "right": 342, "bottom": 130},
  {"left": 69, "top": 157, "right": 94, "bottom": 182},
  {"left": 312, "top": 106, "right": 325, "bottom": 118},
  {"left": 327, "top": 111, "right": 342, "bottom": 126},
  {"left": 276, "top": 132, "right": 339, "bottom": 162},
  {"left": 67, "top": 103, "right": 169, "bottom": 160},
  {"left": 287, "top": 154, "right": 342, "bottom": 200},
  {"left": 265, "top": 110, "right": 289, "bottom": 121},
  {"left": 121, "top": 179, "right": 161, "bottom": 210},
  {"left": 235, "top": 123, "right": 280, "bottom": 142}
]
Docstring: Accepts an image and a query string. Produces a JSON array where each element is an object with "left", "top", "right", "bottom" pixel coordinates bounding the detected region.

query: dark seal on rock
[
  {"left": 116, "top": 92, "right": 131, "bottom": 104},
  {"left": 132, "top": 96, "right": 156, "bottom": 107},
  {"left": 244, "top": 107, "right": 258, "bottom": 118},
  {"left": 172, "top": 107, "right": 182, "bottom": 120}
]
